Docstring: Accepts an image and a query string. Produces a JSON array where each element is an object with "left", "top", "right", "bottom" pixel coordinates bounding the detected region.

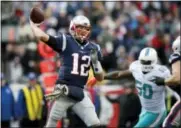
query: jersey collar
[{"left": 72, "top": 36, "right": 90, "bottom": 49}]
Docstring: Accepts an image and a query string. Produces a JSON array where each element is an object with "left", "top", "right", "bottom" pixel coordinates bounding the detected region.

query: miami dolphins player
[
  {"left": 152, "top": 36, "right": 181, "bottom": 128},
  {"left": 30, "top": 15, "right": 104, "bottom": 128},
  {"left": 104, "top": 47, "right": 170, "bottom": 127}
]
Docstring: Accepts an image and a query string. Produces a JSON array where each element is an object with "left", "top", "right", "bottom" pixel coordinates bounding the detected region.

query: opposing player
[
  {"left": 104, "top": 47, "right": 170, "bottom": 127},
  {"left": 30, "top": 15, "right": 104, "bottom": 127},
  {"left": 152, "top": 36, "right": 181, "bottom": 128}
]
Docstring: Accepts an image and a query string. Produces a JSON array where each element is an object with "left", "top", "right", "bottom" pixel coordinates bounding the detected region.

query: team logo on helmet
[
  {"left": 139, "top": 47, "right": 158, "bottom": 73},
  {"left": 69, "top": 15, "right": 91, "bottom": 42}
]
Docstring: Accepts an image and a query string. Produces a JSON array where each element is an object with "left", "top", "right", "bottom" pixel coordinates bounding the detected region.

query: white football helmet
[
  {"left": 172, "top": 36, "right": 180, "bottom": 53},
  {"left": 69, "top": 15, "right": 91, "bottom": 42},
  {"left": 138, "top": 47, "right": 158, "bottom": 73}
]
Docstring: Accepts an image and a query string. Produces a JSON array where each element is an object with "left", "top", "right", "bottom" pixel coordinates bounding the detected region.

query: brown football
[{"left": 30, "top": 7, "right": 44, "bottom": 24}]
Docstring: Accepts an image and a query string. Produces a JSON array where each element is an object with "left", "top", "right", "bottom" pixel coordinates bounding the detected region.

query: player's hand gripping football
[
  {"left": 150, "top": 76, "right": 165, "bottom": 86},
  {"left": 90, "top": 48, "right": 98, "bottom": 65},
  {"left": 45, "top": 84, "right": 68, "bottom": 101}
]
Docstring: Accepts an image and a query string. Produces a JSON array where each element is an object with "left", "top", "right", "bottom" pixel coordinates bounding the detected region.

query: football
[{"left": 30, "top": 7, "right": 44, "bottom": 24}]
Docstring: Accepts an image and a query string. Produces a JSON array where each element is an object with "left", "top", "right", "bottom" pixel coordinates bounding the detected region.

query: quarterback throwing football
[{"left": 30, "top": 14, "right": 104, "bottom": 127}]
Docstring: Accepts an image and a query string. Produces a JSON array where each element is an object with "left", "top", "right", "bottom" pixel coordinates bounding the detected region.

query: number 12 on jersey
[{"left": 71, "top": 53, "right": 91, "bottom": 76}]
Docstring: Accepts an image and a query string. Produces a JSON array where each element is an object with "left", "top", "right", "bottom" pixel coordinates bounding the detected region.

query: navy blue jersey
[
  {"left": 47, "top": 33, "right": 102, "bottom": 88},
  {"left": 169, "top": 52, "right": 181, "bottom": 96},
  {"left": 169, "top": 52, "right": 181, "bottom": 65}
]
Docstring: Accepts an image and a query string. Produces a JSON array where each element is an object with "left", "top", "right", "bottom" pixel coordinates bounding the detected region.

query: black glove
[{"left": 150, "top": 76, "right": 165, "bottom": 86}]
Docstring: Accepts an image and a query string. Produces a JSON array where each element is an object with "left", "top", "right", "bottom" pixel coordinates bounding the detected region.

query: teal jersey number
[{"left": 136, "top": 80, "right": 153, "bottom": 99}]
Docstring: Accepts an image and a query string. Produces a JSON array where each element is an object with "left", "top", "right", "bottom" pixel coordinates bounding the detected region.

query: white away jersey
[{"left": 129, "top": 61, "right": 171, "bottom": 112}]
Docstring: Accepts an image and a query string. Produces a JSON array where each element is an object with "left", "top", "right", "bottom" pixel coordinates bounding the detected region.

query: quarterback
[{"left": 30, "top": 15, "right": 104, "bottom": 127}]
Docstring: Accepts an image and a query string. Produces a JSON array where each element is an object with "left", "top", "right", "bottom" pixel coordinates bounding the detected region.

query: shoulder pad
[
  {"left": 90, "top": 42, "right": 100, "bottom": 50},
  {"left": 158, "top": 66, "right": 168, "bottom": 73},
  {"left": 129, "top": 60, "right": 139, "bottom": 72}
]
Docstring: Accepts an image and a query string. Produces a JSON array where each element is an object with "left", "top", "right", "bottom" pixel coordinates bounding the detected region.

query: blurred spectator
[
  {"left": 91, "top": 2, "right": 105, "bottom": 25},
  {"left": 19, "top": 43, "right": 41, "bottom": 75},
  {"left": 18, "top": 15, "right": 34, "bottom": 42},
  {"left": 1, "top": 73, "right": 16, "bottom": 128},
  {"left": 98, "top": 27, "right": 117, "bottom": 71},
  {"left": 9, "top": 56, "right": 23, "bottom": 82},
  {"left": 2, "top": 1, "right": 180, "bottom": 74},
  {"left": 3, "top": 43, "right": 18, "bottom": 81},
  {"left": 15, "top": 72, "right": 47, "bottom": 128},
  {"left": 165, "top": 87, "right": 180, "bottom": 114},
  {"left": 111, "top": 2, "right": 123, "bottom": 20},
  {"left": 143, "top": 2, "right": 159, "bottom": 17},
  {"left": 55, "top": 9, "right": 69, "bottom": 32},
  {"left": 118, "top": 88, "right": 141, "bottom": 128},
  {"left": 115, "top": 45, "right": 129, "bottom": 70},
  {"left": 150, "top": 28, "right": 168, "bottom": 65},
  {"left": 106, "top": 86, "right": 141, "bottom": 128},
  {"left": 4, "top": 44, "right": 24, "bottom": 83}
]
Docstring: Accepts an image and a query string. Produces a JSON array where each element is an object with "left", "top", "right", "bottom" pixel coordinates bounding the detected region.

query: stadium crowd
[{"left": 1, "top": 1, "right": 180, "bottom": 128}]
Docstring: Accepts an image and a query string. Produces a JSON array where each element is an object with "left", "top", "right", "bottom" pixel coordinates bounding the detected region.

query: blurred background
[{"left": 1, "top": 1, "right": 181, "bottom": 128}]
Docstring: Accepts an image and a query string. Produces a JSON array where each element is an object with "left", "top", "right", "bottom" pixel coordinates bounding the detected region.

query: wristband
[{"left": 92, "top": 61, "right": 103, "bottom": 74}]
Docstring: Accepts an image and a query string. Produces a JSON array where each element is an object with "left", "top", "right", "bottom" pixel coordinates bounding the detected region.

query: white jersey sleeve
[
  {"left": 156, "top": 65, "right": 171, "bottom": 79},
  {"left": 129, "top": 60, "right": 139, "bottom": 73}
]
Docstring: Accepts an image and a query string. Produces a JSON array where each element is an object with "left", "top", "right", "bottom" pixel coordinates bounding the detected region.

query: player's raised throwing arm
[
  {"left": 29, "top": 20, "right": 49, "bottom": 42},
  {"left": 104, "top": 70, "right": 133, "bottom": 80},
  {"left": 30, "top": 20, "right": 63, "bottom": 53}
]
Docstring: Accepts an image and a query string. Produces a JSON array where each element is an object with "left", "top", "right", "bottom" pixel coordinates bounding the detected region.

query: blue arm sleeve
[{"left": 15, "top": 90, "right": 26, "bottom": 119}]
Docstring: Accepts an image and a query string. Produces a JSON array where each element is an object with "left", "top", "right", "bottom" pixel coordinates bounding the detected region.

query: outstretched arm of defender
[{"left": 104, "top": 70, "right": 133, "bottom": 80}]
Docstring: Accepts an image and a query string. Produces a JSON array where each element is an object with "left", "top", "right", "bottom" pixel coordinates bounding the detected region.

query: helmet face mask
[
  {"left": 69, "top": 15, "right": 91, "bottom": 43},
  {"left": 138, "top": 47, "right": 158, "bottom": 73},
  {"left": 140, "top": 60, "right": 155, "bottom": 73},
  {"left": 74, "top": 24, "right": 91, "bottom": 42}
]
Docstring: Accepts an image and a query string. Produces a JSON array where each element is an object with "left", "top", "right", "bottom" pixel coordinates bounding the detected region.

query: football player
[
  {"left": 103, "top": 47, "right": 170, "bottom": 127},
  {"left": 30, "top": 15, "right": 104, "bottom": 127},
  {"left": 152, "top": 36, "right": 181, "bottom": 128}
]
